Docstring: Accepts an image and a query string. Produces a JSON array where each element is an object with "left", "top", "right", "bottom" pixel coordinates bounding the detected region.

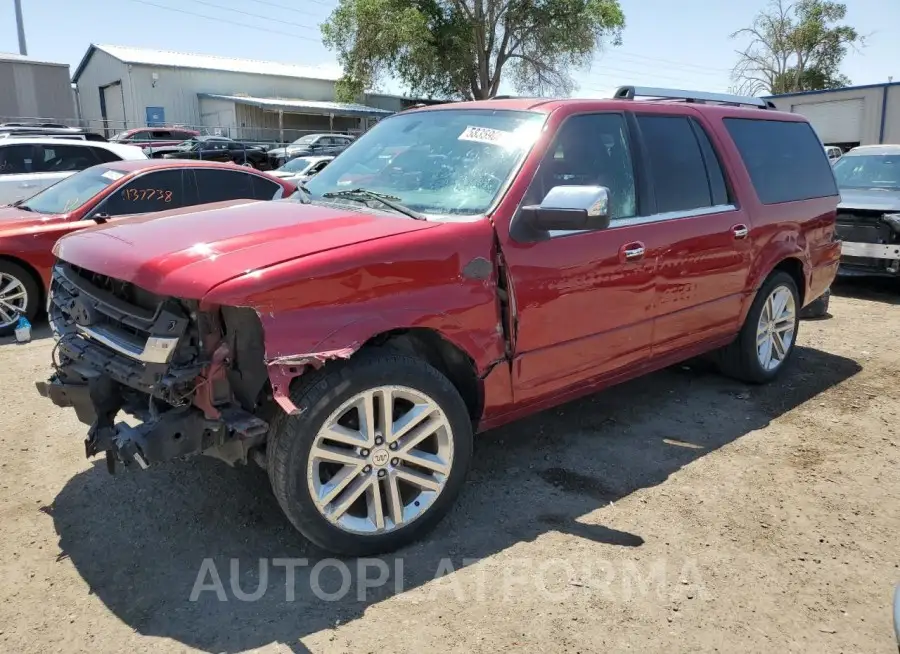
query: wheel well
[
  {"left": 367, "top": 328, "right": 483, "bottom": 423},
  {"left": 0, "top": 255, "right": 44, "bottom": 306},
  {"left": 772, "top": 257, "right": 805, "bottom": 306}
]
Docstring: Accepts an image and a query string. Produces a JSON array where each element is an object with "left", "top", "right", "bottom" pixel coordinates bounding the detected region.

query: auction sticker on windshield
[
  {"left": 458, "top": 125, "right": 515, "bottom": 146},
  {"left": 102, "top": 170, "right": 125, "bottom": 181}
]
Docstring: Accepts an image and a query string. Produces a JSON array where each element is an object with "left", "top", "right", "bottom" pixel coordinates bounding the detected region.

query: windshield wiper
[
  {"left": 322, "top": 188, "right": 425, "bottom": 220},
  {"left": 10, "top": 199, "right": 33, "bottom": 211}
]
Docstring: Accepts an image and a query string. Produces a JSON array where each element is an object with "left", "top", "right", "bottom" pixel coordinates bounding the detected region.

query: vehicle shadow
[
  {"left": 47, "top": 345, "right": 860, "bottom": 652},
  {"left": 832, "top": 276, "right": 900, "bottom": 305}
]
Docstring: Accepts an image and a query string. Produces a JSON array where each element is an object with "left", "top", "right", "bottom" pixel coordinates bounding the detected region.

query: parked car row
[{"left": 0, "top": 157, "right": 296, "bottom": 333}]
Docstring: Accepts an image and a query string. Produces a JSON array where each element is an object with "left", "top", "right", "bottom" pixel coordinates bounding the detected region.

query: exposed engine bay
[{"left": 35, "top": 263, "right": 272, "bottom": 473}]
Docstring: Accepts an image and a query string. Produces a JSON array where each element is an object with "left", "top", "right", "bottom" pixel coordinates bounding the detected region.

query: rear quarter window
[{"left": 724, "top": 118, "right": 838, "bottom": 204}]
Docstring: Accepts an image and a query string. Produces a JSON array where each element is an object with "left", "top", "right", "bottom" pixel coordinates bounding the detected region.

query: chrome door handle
[
  {"left": 623, "top": 246, "right": 645, "bottom": 260},
  {"left": 732, "top": 224, "right": 749, "bottom": 239}
]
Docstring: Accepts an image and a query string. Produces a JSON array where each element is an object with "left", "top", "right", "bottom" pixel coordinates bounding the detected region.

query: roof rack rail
[{"left": 613, "top": 85, "right": 776, "bottom": 109}]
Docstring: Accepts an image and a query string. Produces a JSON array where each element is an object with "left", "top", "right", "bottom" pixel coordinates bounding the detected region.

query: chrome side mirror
[{"left": 522, "top": 185, "right": 611, "bottom": 232}]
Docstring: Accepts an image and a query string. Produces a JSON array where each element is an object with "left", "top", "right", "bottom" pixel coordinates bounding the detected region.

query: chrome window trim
[{"left": 548, "top": 203, "right": 737, "bottom": 238}]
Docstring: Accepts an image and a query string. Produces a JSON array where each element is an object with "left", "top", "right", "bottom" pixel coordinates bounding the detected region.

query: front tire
[
  {"left": 716, "top": 271, "right": 800, "bottom": 384},
  {"left": 0, "top": 261, "right": 39, "bottom": 337},
  {"left": 267, "top": 351, "right": 473, "bottom": 556}
]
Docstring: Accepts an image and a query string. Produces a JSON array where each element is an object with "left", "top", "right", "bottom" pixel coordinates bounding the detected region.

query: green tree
[
  {"left": 730, "top": 0, "right": 861, "bottom": 96},
  {"left": 321, "top": 0, "right": 626, "bottom": 102}
]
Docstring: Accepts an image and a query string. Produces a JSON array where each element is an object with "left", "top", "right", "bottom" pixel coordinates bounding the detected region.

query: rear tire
[
  {"left": 0, "top": 261, "right": 40, "bottom": 337},
  {"left": 266, "top": 351, "right": 473, "bottom": 556},
  {"left": 799, "top": 288, "right": 830, "bottom": 319},
  {"left": 716, "top": 271, "right": 800, "bottom": 384}
]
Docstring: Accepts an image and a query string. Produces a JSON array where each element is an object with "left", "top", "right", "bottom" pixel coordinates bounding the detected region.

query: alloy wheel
[
  {"left": 0, "top": 273, "right": 28, "bottom": 329},
  {"left": 756, "top": 285, "right": 796, "bottom": 371},
  {"left": 307, "top": 385, "right": 454, "bottom": 535}
]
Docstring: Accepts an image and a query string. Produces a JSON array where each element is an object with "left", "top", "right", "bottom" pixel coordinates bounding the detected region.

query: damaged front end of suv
[
  {"left": 832, "top": 147, "right": 900, "bottom": 277},
  {"left": 36, "top": 263, "right": 272, "bottom": 473}
]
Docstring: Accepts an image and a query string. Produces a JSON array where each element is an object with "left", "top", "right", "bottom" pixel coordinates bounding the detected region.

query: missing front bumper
[{"left": 36, "top": 375, "right": 268, "bottom": 473}]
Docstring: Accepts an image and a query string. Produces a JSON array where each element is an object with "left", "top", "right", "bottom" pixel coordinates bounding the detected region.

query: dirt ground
[{"left": 0, "top": 277, "right": 898, "bottom": 654}]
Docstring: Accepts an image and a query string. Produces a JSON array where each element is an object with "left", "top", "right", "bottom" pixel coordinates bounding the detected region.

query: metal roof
[
  {"left": 199, "top": 93, "right": 394, "bottom": 118},
  {"left": 73, "top": 44, "right": 343, "bottom": 84},
  {"left": 0, "top": 52, "right": 69, "bottom": 68}
]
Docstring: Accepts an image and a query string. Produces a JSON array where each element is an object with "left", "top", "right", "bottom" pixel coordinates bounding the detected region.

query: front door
[
  {"left": 500, "top": 112, "right": 662, "bottom": 404},
  {"left": 632, "top": 112, "right": 753, "bottom": 356}
]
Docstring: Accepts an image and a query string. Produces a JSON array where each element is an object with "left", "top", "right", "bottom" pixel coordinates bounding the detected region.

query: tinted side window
[
  {"left": 89, "top": 146, "right": 123, "bottom": 164},
  {"left": 40, "top": 144, "right": 101, "bottom": 172},
  {"left": 526, "top": 113, "right": 636, "bottom": 220},
  {"left": 193, "top": 169, "right": 257, "bottom": 203},
  {"left": 724, "top": 118, "right": 838, "bottom": 204},
  {"left": 0, "top": 144, "right": 35, "bottom": 174},
  {"left": 636, "top": 115, "right": 711, "bottom": 213},
  {"left": 250, "top": 174, "right": 282, "bottom": 199},
  {"left": 102, "top": 170, "right": 185, "bottom": 216},
  {"left": 128, "top": 131, "right": 151, "bottom": 141}
]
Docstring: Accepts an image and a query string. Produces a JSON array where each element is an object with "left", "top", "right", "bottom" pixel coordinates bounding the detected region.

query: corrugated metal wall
[
  {"left": 0, "top": 59, "right": 76, "bottom": 120},
  {"left": 769, "top": 85, "right": 900, "bottom": 146},
  {"left": 74, "top": 49, "right": 132, "bottom": 135},
  {"left": 75, "top": 53, "right": 408, "bottom": 138}
]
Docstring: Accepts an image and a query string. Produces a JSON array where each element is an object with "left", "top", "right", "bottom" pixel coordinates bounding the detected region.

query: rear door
[
  {"left": 191, "top": 168, "right": 280, "bottom": 203},
  {"left": 632, "top": 112, "right": 752, "bottom": 356}
]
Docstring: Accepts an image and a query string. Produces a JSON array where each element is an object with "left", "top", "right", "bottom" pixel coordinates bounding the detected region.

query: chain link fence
[{"left": 0, "top": 115, "right": 368, "bottom": 148}]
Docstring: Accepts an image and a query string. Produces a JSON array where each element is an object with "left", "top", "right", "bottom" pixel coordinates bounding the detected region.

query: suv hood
[
  {"left": 838, "top": 188, "right": 900, "bottom": 212},
  {"left": 54, "top": 199, "right": 439, "bottom": 299}
]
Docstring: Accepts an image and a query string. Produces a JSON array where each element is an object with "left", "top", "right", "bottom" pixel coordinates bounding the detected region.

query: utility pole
[{"left": 14, "top": 0, "right": 28, "bottom": 56}]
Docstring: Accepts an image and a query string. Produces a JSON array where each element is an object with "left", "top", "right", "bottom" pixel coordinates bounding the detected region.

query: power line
[
  {"left": 596, "top": 49, "right": 733, "bottom": 74},
  {"left": 245, "top": 0, "right": 335, "bottom": 11},
  {"left": 187, "top": 0, "right": 321, "bottom": 33},
  {"left": 120, "top": 0, "right": 321, "bottom": 41}
]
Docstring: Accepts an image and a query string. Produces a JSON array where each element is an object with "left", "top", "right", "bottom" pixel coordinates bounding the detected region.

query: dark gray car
[
  {"left": 832, "top": 145, "right": 900, "bottom": 277},
  {"left": 266, "top": 133, "right": 354, "bottom": 168}
]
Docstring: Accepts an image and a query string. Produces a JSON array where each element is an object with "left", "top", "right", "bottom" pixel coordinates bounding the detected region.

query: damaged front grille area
[
  {"left": 836, "top": 210, "right": 900, "bottom": 275},
  {"left": 48, "top": 262, "right": 203, "bottom": 403},
  {"left": 39, "top": 262, "right": 270, "bottom": 473}
]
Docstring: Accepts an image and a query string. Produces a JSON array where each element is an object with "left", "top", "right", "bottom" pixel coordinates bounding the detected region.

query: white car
[
  {"left": 269, "top": 155, "right": 334, "bottom": 184},
  {"left": 0, "top": 138, "right": 146, "bottom": 206}
]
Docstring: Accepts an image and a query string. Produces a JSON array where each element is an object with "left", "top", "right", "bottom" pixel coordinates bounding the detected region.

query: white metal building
[
  {"left": 72, "top": 44, "right": 419, "bottom": 140},
  {"left": 0, "top": 52, "right": 76, "bottom": 121},
  {"left": 766, "top": 82, "right": 900, "bottom": 150}
]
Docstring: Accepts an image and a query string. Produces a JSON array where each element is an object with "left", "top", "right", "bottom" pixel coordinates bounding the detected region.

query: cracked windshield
[{"left": 304, "top": 109, "right": 546, "bottom": 217}]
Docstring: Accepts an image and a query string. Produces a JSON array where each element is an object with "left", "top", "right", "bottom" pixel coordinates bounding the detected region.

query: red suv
[{"left": 37, "top": 86, "right": 840, "bottom": 555}]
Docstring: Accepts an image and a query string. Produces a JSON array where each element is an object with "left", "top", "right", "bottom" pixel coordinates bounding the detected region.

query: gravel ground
[{"left": 0, "top": 277, "right": 898, "bottom": 654}]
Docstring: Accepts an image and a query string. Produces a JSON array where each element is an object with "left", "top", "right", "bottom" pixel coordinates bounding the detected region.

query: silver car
[{"left": 269, "top": 155, "right": 334, "bottom": 185}]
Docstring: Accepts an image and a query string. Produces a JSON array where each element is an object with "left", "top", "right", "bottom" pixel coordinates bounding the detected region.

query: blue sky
[{"left": 2, "top": 0, "right": 897, "bottom": 98}]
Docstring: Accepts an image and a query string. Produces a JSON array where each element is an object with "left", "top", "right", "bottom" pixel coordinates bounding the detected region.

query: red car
[
  {"left": 38, "top": 86, "right": 840, "bottom": 555},
  {"left": 0, "top": 160, "right": 295, "bottom": 333},
  {"left": 109, "top": 127, "right": 200, "bottom": 149}
]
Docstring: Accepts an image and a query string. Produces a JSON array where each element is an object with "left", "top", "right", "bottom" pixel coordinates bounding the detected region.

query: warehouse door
[
  {"left": 791, "top": 99, "right": 864, "bottom": 146},
  {"left": 100, "top": 81, "right": 126, "bottom": 138}
]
